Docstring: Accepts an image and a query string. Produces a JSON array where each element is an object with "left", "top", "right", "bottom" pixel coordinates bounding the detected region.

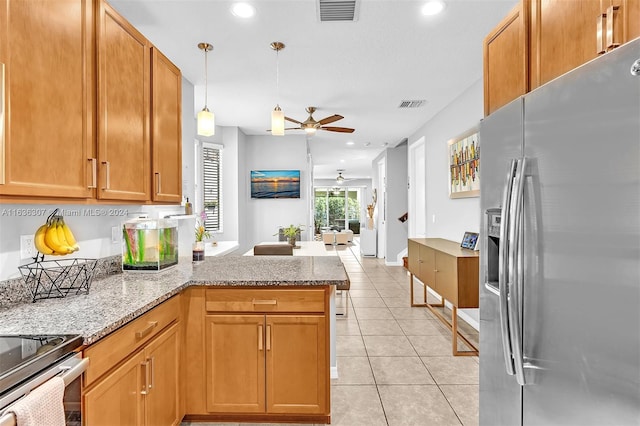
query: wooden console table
[{"left": 407, "top": 238, "right": 479, "bottom": 356}]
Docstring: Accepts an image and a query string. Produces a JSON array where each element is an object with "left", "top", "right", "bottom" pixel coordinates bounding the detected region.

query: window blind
[{"left": 203, "top": 146, "right": 220, "bottom": 231}]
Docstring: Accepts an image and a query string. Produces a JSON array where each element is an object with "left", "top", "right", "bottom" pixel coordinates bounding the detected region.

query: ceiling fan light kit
[
  {"left": 422, "top": 0, "right": 445, "bottom": 16},
  {"left": 270, "top": 41, "right": 286, "bottom": 136},
  {"left": 197, "top": 42, "right": 215, "bottom": 136},
  {"left": 230, "top": 2, "right": 255, "bottom": 18}
]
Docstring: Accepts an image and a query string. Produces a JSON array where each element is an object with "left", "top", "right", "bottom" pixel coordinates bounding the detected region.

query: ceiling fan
[
  {"left": 282, "top": 107, "right": 355, "bottom": 134},
  {"left": 335, "top": 169, "right": 355, "bottom": 183}
]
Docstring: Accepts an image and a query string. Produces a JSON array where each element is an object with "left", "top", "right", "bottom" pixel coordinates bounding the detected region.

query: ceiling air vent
[
  {"left": 318, "top": 0, "right": 358, "bottom": 22},
  {"left": 398, "top": 100, "right": 427, "bottom": 108}
]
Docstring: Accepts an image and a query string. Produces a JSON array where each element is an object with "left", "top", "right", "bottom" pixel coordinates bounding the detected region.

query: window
[{"left": 202, "top": 144, "right": 221, "bottom": 232}]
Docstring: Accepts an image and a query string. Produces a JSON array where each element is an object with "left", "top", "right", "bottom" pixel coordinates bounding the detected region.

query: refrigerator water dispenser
[{"left": 485, "top": 208, "right": 501, "bottom": 292}]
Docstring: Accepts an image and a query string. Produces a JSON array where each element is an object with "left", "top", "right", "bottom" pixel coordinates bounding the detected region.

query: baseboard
[
  {"left": 330, "top": 366, "right": 338, "bottom": 379},
  {"left": 384, "top": 260, "right": 403, "bottom": 266}
]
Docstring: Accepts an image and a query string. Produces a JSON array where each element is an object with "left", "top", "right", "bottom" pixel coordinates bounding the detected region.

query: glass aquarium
[{"left": 122, "top": 218, "right": 178, "bottom": 271}]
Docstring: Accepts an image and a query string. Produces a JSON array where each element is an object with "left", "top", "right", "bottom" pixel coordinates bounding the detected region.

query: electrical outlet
[
  {"left": 20, "top": 235, "right": 36, "bottom": 259},
  {"left": 432, "top": 214, "right": 436, "bottom": 224},
  {"left": 112, "top": 226, "right": 120, "bottom": 244}
]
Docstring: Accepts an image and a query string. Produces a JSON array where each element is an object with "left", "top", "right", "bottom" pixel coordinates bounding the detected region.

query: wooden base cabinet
[
  {"left": 83, "top": 296, "right": 182, "bottom": 426},
  {"left": 205, "top": 314, "right": 327, "bottom": 415},
  {"left": 185, "top": 287, "right": 330, "bottom": 424}
]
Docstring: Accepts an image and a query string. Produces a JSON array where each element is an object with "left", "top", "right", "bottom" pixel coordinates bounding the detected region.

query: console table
[{"left": 407, "top": 238, "right": 479, "bottom": 356}]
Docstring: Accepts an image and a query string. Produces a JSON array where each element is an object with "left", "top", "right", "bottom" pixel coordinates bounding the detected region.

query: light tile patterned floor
[{"left": 183, "top": 240, "right": 479, "bottom": 426}]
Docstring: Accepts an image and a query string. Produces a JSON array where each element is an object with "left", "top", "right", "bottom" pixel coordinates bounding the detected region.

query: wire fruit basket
[{"left": 18, "top": 258, "right": 98, "bottom": 302}]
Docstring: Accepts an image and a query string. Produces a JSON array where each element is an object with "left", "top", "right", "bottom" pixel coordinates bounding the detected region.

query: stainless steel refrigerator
[{"left": 479, "top": 38, "right": 640, "bottom": 425}]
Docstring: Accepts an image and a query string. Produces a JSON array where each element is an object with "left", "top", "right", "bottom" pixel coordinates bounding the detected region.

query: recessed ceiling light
[
  {"left": 340, "top": 159, "right": 345, "bottom": 163},
  {"left": 231, "top": 2, "right": 256, "bottom": 18},
  {"left": 346, "top": 141, "right": 354, "bottom": 146},
  {"left": 422, "top": 0, "right": 445, "bottom": 16}
]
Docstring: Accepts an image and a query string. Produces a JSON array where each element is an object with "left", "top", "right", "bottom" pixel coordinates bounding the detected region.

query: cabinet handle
[
  {"left": 258, "top": 325, "right": 263, "bottom": 351},
  {"left": 102, "top": 161, "right": 110, "bottom": 190},
  {"left": 596, "top": 13, "right": 606, "bottom": 54},
  {"left": 606, "top": 5, "right": 621, "bottom": 51},
  {"left": 252, "top": 299, "right": 277, "bottom": 305},
  {"left": 155, "top": 172, "right": 161, "bottom": 195},
  {"left": 0, "top": 62, "right": 5, "bottom": 185},
  {"left": 266, "top": 324, "right": 272, "bottom": 351},
  {"left": 148, "top": 356, "right": 154, "bottom": 390},
  {"left": 135, "top": 321, "right": 158, "bottom": 339},
  {"left": 88, "top": 158, "right": 97, "bottom": 188},
  {"left": 140, "top": 360, "right": 150, "bottom": 395}
]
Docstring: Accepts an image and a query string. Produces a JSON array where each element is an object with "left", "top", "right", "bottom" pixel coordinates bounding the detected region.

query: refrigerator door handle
[
  {"left": 499, "top": 158, "right": 517, "bottom": 376},
  {"left": 508, "top": 157, "right": 527, "bottom": 386}
]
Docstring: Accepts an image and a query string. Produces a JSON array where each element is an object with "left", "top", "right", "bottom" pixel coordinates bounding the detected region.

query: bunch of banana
[{"left": 34, "top": 215, "right": 80, "bottom": 256}]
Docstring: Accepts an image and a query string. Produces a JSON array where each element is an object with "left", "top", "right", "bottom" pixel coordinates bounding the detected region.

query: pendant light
[
  {"left": 270, "top": 41, "right": 285, "bottom": 136},
  {"left": 197, "top": 42, "right": 215, "bottom": 137}
]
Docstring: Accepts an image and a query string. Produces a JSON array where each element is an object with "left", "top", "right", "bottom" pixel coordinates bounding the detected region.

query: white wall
[
  {"left": 240, "top": 134, "right": 311, "bottom": 253},
  {"left": 407, "top": 78, "right": 483, "bottom": 326},
  {"left": 409, "top": 80, "right": 482, "bottom": 240}
]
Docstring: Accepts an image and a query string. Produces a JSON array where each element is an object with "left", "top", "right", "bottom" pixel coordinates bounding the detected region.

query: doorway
[
  {"left": 408, "top": 137, "right": 426, "bottom": 238},
  {"left": 313, "top": 187, "right": 363, "bottom": 237}
]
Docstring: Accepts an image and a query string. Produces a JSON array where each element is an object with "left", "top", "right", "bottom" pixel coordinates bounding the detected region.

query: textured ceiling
[{"left": 109, "top": 0, "right": 516, "bottom": 179}]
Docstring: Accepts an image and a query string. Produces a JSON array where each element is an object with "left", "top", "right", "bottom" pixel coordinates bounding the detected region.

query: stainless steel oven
[{"left": 0, "top": 335, "right": 87, "bottom": 426}]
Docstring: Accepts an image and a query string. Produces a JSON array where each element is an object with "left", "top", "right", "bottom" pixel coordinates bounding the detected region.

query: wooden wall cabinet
[
  {"left": 151, "top": 47, "right": 182, "bottom": 203},
  {"left": 83, "top": 296, "right": 182, "bottom": 426},
  {"left": 485, "top": 0, "right": 640, "bottom": 114},
  {"left": 184, "top": 287, "right": 330, "bottom": 424},
  {"left": 0, "top": 0, "right": 95, "bottom": 199},
  {"left": 407, "top": 238, "right": 479, "bottom": 355},
  {"left": 483, "top": 1, "right": 529, "bottom": 116},
  {"left": 0, "top": 0, "right": 183, "bottom": 204},
  {"left": 97, "top": 1, "right": 150, "bottom": 202}
]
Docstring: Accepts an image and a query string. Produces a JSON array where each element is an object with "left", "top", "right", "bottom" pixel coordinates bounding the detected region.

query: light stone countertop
[{"left": 0, "top": 256, "right": 347, "bottom": 346}]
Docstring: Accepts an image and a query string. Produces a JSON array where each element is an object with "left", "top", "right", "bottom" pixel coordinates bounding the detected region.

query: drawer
[
  {"left": 205, "top": 288, "right": 326, "bottom": 313},
  {"left": 83, "top": 295, "right": 180, "bottom": 386}
]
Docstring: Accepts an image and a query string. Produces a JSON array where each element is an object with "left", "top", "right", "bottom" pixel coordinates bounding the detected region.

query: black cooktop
[{"left": 0, "top": 334, "right": 82, "bottom": 395}]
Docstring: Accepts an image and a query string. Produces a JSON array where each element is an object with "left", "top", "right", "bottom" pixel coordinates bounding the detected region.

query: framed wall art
[
  {"left": 448, "top": 127, "right": 480, "bottom": 198},
  {"left": 250, "top": 170, "right": 300, "bottom": 199}
]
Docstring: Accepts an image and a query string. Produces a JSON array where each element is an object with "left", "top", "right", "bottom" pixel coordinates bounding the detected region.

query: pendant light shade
[
  {"left": 197, "top": 42, "right": 215, "bottom": 136},
  {"left": 197, "top": 108, "right": 215, "bottom": 136},
  {"left": 270, "top": 42, "right": 285, "bottom": 136},
  {"left": 271, "top": 105, "right": 285, "bottom": 136}
]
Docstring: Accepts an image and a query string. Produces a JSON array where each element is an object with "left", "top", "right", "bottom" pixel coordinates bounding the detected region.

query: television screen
[{"left": 251, "top": 170, "right": 300, "bottom": 199}]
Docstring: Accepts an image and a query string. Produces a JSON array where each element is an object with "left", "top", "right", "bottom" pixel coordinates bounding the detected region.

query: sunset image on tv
[{"left": 251, "top": 170, "right": 300, "bottom": 199}]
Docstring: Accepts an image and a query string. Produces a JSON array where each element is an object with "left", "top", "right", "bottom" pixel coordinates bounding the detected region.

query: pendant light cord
[
  {"left": 204, "top": 49, "right": 209, "bottom": 109},
  {"left": 276, "top": 48, "right": 280, "bottom": 105}
]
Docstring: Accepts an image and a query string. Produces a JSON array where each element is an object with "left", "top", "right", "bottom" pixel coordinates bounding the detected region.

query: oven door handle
[
  {"left": 59, "top": 357, "right": 89, "bottom": 386},
  {"left": 0, "top": 355, "right": 89, "bottom": 426}
]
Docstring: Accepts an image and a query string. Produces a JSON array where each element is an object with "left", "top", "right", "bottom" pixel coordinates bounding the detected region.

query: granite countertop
[{"left": 0, "top": 256, "right": 347, "bottom": 346}]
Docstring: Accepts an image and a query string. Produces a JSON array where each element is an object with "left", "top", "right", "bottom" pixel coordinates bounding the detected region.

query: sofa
[{"left": 322, "top": 230, "right": 353, "bottom": 245}]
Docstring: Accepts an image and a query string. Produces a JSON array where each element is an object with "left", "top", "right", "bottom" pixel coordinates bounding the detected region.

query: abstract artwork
[{"left": 448, "top": 128, "right": 479, "bottom": 198}]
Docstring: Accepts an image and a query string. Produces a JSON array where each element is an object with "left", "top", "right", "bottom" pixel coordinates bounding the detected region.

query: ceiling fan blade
[
  {"left": 320, "top": 126, "right": 355, "bottom": 133},
  {"left": 266, "top": 127, "right": 303, "bottom": 132},
  {"left": 284, "top": 116, "right": 302, "bottom": 124},
  {"left": 317, "top": 114, "right": 343, "bottom": 125}
]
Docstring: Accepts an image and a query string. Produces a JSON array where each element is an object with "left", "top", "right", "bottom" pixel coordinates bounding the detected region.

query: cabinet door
[
  {"left": 407, "top": 239, "right": 420, "bottom": 276},
  {"left": 530, "top": 0, "right": 602, "bottom": 88},
  {"left": 84, "top": 351, "right": 145, "bottom": 426},
  {"left": 266, "top": 315, "right": 328, "bottom": 415},
  {"left": 420, "top": 245, "right": 436, "bottom": 289},
  {"left": 483, "top": 1, "right": 528, "bottom": 116},
  {"left": 434, "top": 252, "right": 458, "bottom": 305},
  {"left": 97, "top": 1, "right": 150, "bottom": 201},
  {"left": 151, "top": 47, "right": 182, "bottom": 203},
  {"left": 205, "top": 315, "right": 265, "bottom": 413},
  {"left": 144, "top": 323, "right": 181, "bottom": 426},
  {"left": 625, "top": 0, "right": 640, "bottom": 40},
  {"left": 0, "top": 0, "right": 94, "bottom": 198}
]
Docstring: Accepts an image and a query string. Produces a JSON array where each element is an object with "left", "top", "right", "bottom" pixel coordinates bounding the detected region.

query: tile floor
[{"left": 183, "top": 241, "right": 479, "bottom": 426}]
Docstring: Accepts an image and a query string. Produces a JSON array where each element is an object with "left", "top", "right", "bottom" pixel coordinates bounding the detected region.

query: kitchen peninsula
[{"left": 0, "top": 256, "right": 347, "bottom": 424}]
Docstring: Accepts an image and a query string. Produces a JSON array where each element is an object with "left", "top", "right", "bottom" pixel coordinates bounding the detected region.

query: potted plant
[
  {"left": 280, "top": 224, "right": 303, "bottom": 248},
  {"left": 193, "top": 211, "right": 210, "bottom": 261}
]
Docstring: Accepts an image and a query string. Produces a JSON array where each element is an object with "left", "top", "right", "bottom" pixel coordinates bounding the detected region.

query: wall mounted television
[{"left": 251, "top": 170, "right": 300, "bottom": 199}]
